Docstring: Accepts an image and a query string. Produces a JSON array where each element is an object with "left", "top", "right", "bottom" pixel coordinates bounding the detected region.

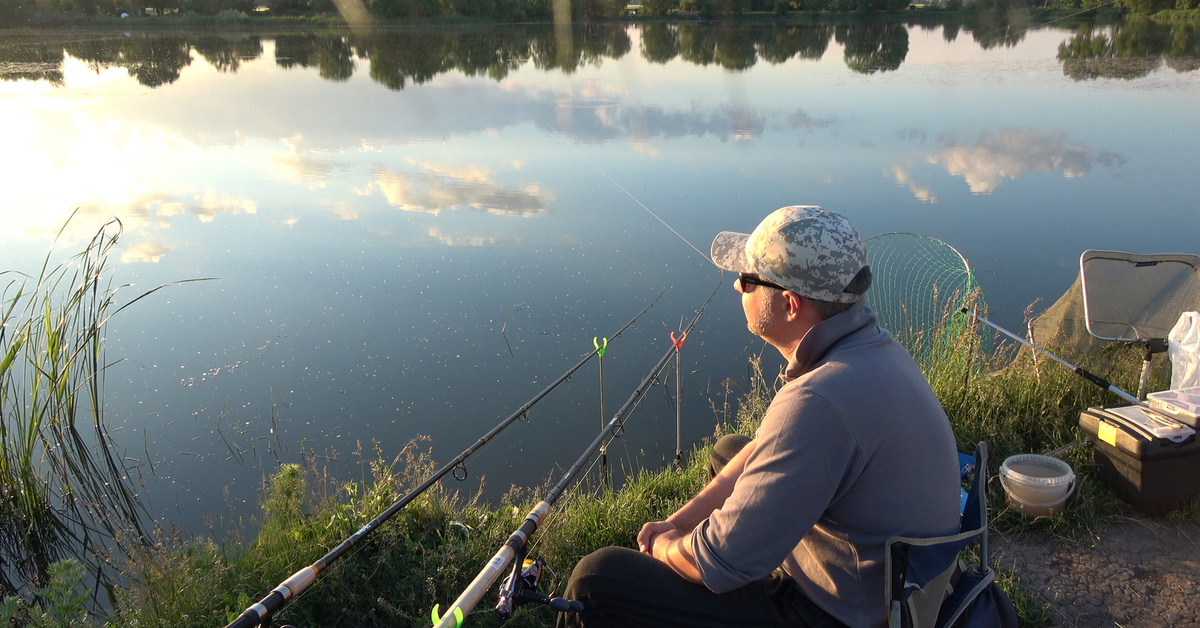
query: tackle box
[
  {"left": 1079, "top": 404, "right": 1200, "bottom": 515},
  {"left": 1146, "top": 386, "right": 1200, "bottom": 428}
]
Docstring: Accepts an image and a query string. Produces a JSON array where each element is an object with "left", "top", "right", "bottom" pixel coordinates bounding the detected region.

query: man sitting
[{"left": 557, "top": 206, "right": 961, "bottom": 628}]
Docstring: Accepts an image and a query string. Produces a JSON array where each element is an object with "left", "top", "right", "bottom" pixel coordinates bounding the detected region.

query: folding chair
[{"left": 885, "top": 442, "right": 1011, "bottom": 628}]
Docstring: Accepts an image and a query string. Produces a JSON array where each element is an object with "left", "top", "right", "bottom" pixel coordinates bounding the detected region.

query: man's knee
[
  {"left": 559, "top": 547, "right": 646, "bottom": 628},
  {"left": 564, "top": 546, "right": 635, "bottom": 598},
  {"left": 708, "top": 434, "right": 752, "bottom": 479}
]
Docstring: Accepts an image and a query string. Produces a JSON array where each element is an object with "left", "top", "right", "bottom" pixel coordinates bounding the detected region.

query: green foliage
[
  {"left": 1, "top": 219, "right": 154, "bottom": 600},
  {"left": 0, "top": 597, "right": 18, "bottom": 628},
  {"left": 1, "top": 560, "right": 97, "bottom": 628},
  {"left": 642, "top": 0, "right": 674, "bottom": 15},
  {"left": 0, "top": 0, "right": 21, "bottom": 26},
  {"left": 798, "top": 0, "right": 831, "bottom": 10},
  {"left": 143, "top": 0, "right": 179, "bottom": 15},
  {"left": 178, "top": 0, "right": 253, "bottom": 15},
  {"left": 1118, "top": 0, "right": 1173, "bottom": 11},
  {"left": 678, "top": 0, "right": 715, "bottom": 17}
]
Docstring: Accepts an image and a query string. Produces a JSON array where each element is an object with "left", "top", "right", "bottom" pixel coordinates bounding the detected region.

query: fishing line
[{"left": 568, "top": 143, "right": 714, "bottom": 266}]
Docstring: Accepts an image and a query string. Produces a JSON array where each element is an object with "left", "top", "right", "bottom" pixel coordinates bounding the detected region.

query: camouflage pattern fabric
[{"left": 710, "top": 205, "right": 869, "bottom": 304}]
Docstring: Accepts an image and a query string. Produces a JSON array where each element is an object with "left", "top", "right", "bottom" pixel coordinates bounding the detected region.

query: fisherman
[{"left": 556, "top": 206, "right": 961, "bottom": 628}]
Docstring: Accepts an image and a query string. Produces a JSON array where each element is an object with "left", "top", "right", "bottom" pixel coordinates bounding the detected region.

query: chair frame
[{"left": 885, "top": 442, "right": 993, "bottom": 628}]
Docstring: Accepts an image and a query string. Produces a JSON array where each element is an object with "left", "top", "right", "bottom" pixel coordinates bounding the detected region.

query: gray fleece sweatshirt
[{"left": 690, "top": 300, "right": 961, "bottom": 628}]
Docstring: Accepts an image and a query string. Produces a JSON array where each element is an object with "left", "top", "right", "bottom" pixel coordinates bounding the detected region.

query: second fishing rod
[
  {"left": 225, "top": 290, "right": 664, "bottom": 628},
  {"left": 432, "top": 282, "right": 720, "bottom": 628}
]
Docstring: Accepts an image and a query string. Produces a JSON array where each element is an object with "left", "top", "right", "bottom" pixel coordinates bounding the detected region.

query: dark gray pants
[{"left": 555, "top": 435, "right": 847, "bottom": 628}]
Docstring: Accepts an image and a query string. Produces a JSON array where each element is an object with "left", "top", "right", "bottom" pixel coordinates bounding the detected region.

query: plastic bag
[{"left": 1169, "top": 312, "right": 1200, "bottom": 389}]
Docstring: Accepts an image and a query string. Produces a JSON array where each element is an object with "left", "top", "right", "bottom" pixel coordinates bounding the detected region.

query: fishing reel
[{"left": 495, "top": 555, "right": 583, "bottom": 620}]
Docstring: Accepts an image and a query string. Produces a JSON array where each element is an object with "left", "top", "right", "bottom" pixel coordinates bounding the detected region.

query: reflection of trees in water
[
  {"left": 0, "top": 23, "right": 891, "bottom": 88},
  {"left": 274, "top": 33, "right": 358, "bottom": 82},
  {"left": 836, "top": 21, "right": 908, "bottom": 74},
  {"left": 759, "top": 23, "right": 832, "bottom": 62},
  {"left": 193, "top": 35, "right": 264, "bottom": 73},
  {"left": 0, "top": 37, "right": 66, "bottom": 85},
  {"left": 960, "top": 0, "right": 1032, "bottom": 49},
  {"left": 10, "top": 20, "right": 1195, "bottom": 89},
  {"left": 64, "top": 35, "right": 192, "bottom": 88},
  {"left": 528, "top": 24, "right": 633, "bottom": 72},
  {"left": 1058, "top": 21, "right": 1199, "bottom": 80},
  {"left": 641, "top": 23, "right": 680, "bottom": 63}
]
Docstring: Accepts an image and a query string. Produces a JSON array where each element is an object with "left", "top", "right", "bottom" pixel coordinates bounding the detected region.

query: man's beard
[{"left": 746, "top": 292, "right": 777, "bottom": 338}]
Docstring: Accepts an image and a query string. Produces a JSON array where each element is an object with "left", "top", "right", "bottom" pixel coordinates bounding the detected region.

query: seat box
[{"left": 1079, "top": 404, "right": 1200, "bottom": 515}]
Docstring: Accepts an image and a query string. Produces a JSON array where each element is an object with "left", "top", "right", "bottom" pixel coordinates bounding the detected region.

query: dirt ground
[{"left": 991, "top": 518, "right": 1200, "bottom": 627}]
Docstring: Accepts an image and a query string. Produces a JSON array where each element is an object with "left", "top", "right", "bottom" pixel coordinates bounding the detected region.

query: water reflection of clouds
[
  {"left": 563, "top": 103, "right": 771, "bottom": 143},
  {"left": 427, "top": 227, "right": 498, "bottom": 247},
  {"left": 271, "top": 153, "right": 349, "bottom": 188},
  {"left": 36, "top": 190, "right": 258, "bottom": 261},
  {"left": 887, "top": 166, "right": 937, "bottom": 204},
  {"left": 930, "top": 128, "right": 1125, "bottom": 194},
  {"left": 368, "top": 160, "right": 553, "bottom": 217},
  {"left": 891, "top": 128, "right": 1125, "bottom": 200},
  {"left": 121, "top": 241, "right": 173, "bottom": 264}
]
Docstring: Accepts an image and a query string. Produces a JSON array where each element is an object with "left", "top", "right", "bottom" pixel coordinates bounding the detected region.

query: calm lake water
[{"left": 2, "top": 19, "right": 1198, "bottom": 531}]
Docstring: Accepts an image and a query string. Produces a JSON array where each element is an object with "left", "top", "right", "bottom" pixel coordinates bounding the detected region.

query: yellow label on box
[{"left": 1098, "top": 421, "right": 1118, "bottom": 446}]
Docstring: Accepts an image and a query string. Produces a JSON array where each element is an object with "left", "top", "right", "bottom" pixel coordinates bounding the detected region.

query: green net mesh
[{"left": 864, "top": 232, "right": 990, "bottom": 362}]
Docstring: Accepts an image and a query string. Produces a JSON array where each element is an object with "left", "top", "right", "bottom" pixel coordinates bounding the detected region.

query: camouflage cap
[{"left": 710, "top": 206, "right": 870, "bottom": 304}]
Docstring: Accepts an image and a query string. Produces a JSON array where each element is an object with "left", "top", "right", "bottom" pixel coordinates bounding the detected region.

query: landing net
[
  {"left": 864, "top": 232, "right": 990, "bottom": 362},
  {"left": 1030, "top": 250, "right": 1200, "bottom": 361}
]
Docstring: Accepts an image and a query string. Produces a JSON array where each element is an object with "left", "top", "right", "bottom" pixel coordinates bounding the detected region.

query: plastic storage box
[
  {"left": 1146, "top": 386, "right": 1200, "bottom": 428},
  {"left": 1079, "top": 404, "right": 1200, "bottom": 515}
]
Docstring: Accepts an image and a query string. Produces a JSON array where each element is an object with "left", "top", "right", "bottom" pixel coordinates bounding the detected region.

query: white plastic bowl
[{"left": 1000, "top": 454, "right": 1075, "bottom": 517}]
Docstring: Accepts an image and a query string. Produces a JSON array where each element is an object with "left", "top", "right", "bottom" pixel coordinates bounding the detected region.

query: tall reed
[{"left": 0, "top": 218, "right": 164, "bottom": 599}]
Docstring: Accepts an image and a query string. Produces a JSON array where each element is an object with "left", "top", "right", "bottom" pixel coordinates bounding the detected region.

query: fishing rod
[
  {"left": 225, "top": 290, "right": 664, "bottom": 628},
  {"left": 671, "top": 329, "right": 688, "bottom": 468},
  {"left": 596, "top": 336, "right": 609, "bottom": 489},
  {"left": 961, "top": 307, "right": 1168, "bottom": 415},
  {"left": 432, "top": 283, "right": 720, "bottom": 628}
]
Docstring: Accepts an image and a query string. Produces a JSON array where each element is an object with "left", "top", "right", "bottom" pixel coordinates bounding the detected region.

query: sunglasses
[{"left": 737, "top": 273, "right": 788, "bottom": 293}]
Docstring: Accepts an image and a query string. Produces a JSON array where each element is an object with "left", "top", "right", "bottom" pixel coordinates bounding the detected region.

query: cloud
[
  {"left": 369, "top": 160, "right": 553, "bottom": 217},
  {"left": 926, "top": 128, "right": 1125, "bottom": 194}
]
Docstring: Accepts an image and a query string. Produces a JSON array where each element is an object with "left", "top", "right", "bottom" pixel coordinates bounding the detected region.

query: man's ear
[{"left": 783, "top": 291, "right": 807, "bottom": 321}]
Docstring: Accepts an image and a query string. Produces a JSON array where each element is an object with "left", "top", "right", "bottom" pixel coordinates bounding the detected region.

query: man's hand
[
  {"left": 644, "top": 526, "right": 702, "bottom": 583},
  {"left": 637, "top": 520, "right": 678, "bottom": 554}
]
